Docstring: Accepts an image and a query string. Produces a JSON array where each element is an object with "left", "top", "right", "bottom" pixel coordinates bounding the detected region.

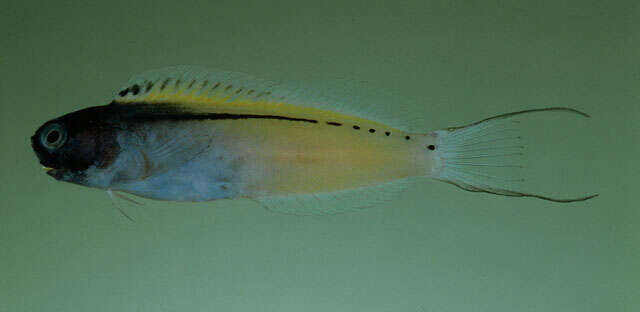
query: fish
[{"left": 31, "top": 67, "right": 598, "bottom": 215}]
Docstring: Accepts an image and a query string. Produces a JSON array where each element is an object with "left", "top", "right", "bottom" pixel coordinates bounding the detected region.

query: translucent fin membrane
[
  {"left": 253, "top": 178, "right": 414, "bottom": 216},
  {"left": 107, "top": 189, "right": 136, "bottom": 222},
  {"left": 432, "top": 107, "right": 598, "bottom": 203},
  {"left": 113, "top": 66, "right": 424, "bottom": 132}
]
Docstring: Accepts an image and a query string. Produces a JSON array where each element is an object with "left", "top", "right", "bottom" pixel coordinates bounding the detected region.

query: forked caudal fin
[{"left": 431, "top": 107, "right": 598, "bottom": 203}]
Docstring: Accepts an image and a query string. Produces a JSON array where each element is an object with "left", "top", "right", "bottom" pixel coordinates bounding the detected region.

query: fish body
[
  {"left": 31, "top": 67, "right": 596, "bottom": 215},
  {"left": 72, "top": 103, "right": 431, "bottom": 202}
]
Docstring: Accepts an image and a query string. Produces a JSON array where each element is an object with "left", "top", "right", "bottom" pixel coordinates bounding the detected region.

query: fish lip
[
  {"left": 43, "top": 166, "right": 56, "bottom": 175},
  {"left": 42, "top": 166, "right": 61, "bottom": 179}
]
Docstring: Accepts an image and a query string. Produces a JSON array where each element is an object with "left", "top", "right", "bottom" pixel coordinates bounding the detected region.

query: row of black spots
[
  {"left": 226, "top": 85, "right": 260, "bottom": 97},
  {"left": 125, "top": 79, "right": 164, "bottom": 96},
  {"left": 136, "top": 78, "right": 265, "bottom": 97},
  {"left": 239, "top": 88, "right": 257, "bottom": 96},
  {"left": 256, "top": 90, "right": 272, "bottom": 98},
  {"left": 118, "top": 84, "right": 142, "bottom": 97},
  {"left": 159, "top": 77, "right": 198, "bottom": 91},
  {"left": 203, "top": 81, "right": 260, "bottom": 97},
  {"left": 119, "top": 78, "right": 264, "bottom": 98},
  {"left": 229, "top": 85, "right": 262, "bottom": 96},
  {"left": 120, "top": 78, "right": 206, "bottom": 97},
  {"left": 118, "top": 78, "right": 242, "bottom": 97},
  {"left": 164, "top": 77, "right": 200, "bottom": 91},
  {"left": 344, "top": 123, "right": 413, "bottom": 141}
]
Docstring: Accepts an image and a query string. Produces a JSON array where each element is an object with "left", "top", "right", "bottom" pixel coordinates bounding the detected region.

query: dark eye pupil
[{"left": 46, "top": 130, "right": 60, "bottom": 144}]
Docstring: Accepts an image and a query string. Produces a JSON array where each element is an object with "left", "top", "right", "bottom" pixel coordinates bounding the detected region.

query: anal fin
[{"left": 252, "top": 178, "right": 415, "bottom": 216}]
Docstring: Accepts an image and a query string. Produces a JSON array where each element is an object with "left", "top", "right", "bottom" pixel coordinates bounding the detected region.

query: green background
[{"left": 1, "top": 0, "right": 637, "bottom": 311}]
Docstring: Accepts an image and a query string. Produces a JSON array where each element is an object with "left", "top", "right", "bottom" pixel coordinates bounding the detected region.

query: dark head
[{"left": 31, "top": 105, "right": 121, "bottom": 184}]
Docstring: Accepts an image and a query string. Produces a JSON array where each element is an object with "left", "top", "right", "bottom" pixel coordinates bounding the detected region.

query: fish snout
[{"left": 31, "top": 132, "right": 61, "bottom": 175}]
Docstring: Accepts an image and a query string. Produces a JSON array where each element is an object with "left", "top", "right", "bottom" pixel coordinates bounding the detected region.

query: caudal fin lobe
[{"left": 431, "top": 107, "right": 598, "bottom": 203}]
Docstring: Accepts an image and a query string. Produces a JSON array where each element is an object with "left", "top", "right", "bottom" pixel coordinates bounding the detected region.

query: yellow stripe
[{"left": 117, "top": 85, "right": 403, "bottom": 134}]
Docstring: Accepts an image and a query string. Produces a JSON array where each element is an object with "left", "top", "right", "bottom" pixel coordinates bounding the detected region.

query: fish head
[{"left": 31, "top": 106, "right": 121, "bottom": 185}]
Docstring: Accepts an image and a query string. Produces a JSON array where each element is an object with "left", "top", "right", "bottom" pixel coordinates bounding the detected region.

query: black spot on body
[
  {"left": 385, "top": 131, "right": 390, "bottom": 136},
  {"left": 131, "top": 84, "right": 140, "bottom": 95},
  {"left": 118, "top": 89, "right": 129, "bottom": 97},
  {"left": 160, "top": 78, "right": 171, "bottom": 90},
  {"left": 369, "top": 129, "right": 375, "bottom": 133},
  {"left": 427, "top": 145, "right": 435, "bottom": 150},
  {"left": 353, "top": 125, "right": 360, "bottom": 130},
  {"left": 326, "top": 121, "right": 342, "bottom": 126},
  {"left": 405, "top": 135, "right": 411, "bottom": 140}
]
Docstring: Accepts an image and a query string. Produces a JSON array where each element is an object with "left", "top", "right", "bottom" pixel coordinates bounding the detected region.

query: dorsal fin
[
  {"left": 112, "top": 66, "right": 425, "bottom": 132},
  {"left": 114, "top": 66, "right": 282, "bottom": 106}
]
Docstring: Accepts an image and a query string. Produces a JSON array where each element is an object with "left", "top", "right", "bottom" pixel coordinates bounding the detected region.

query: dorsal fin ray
[{"left": 112, "top": 66, "right": 424, "bottom": 132}]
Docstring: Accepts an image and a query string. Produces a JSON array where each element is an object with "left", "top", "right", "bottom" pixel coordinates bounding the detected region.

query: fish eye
[{"left": 41, "top": 123, "right": 67, "bottom": 150}]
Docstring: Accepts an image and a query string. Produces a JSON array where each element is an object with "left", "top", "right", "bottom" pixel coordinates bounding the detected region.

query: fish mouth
[{"left": 42, "top": 166, "right": 60, "bottom": 178}]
